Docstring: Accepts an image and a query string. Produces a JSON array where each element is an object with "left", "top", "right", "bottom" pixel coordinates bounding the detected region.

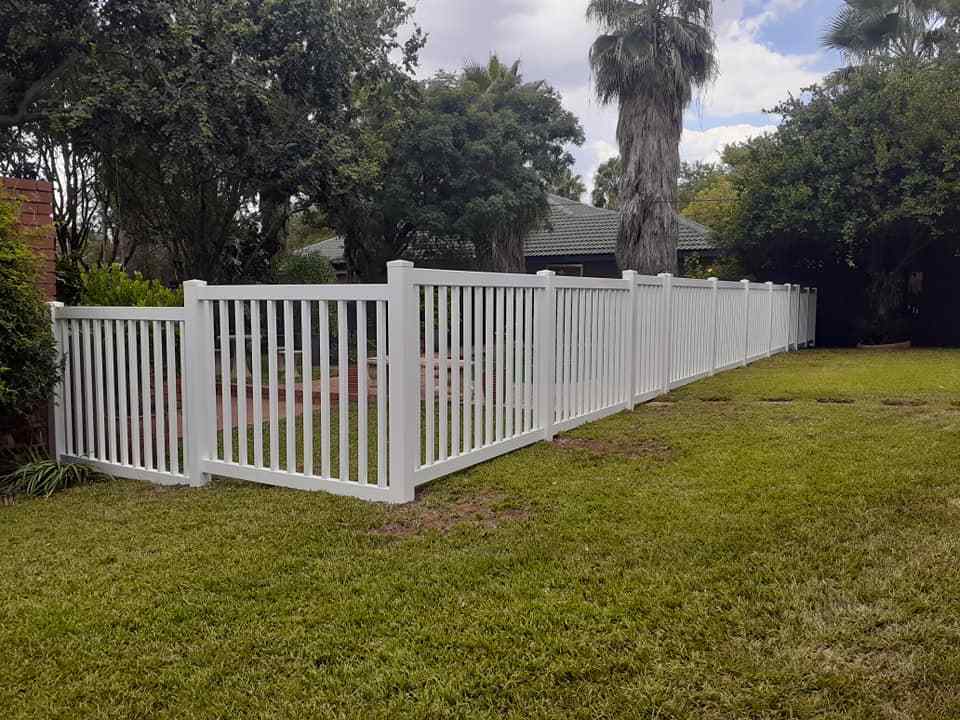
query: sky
[{"left": 400, "top": 0, "right": 846, "bottom": 198}]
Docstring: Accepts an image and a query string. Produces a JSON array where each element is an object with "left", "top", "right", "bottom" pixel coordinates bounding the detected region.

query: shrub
[
  {"left": 0, "top": 195, "right": 60, "bottom": 418},
  {"left": 1, "top": 450, "right": 108, "bottom": 498},
  {"left": 80, "top": 263, "right": 182, "bottom": 306},
  {"left": 273, "top": 252, "right": 336, "bottom": 285}
]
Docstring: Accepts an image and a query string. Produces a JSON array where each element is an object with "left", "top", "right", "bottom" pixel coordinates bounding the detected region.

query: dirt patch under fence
[
  {"left": 371, "top": 490, "right": 530, "bottom": 537},
  {"left": 552, "top": 435, "right": 674, "bottom": 462}
]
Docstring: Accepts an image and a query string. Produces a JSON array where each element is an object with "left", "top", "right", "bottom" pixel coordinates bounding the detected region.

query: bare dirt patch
[
  {"left": 881, "top": 398, "right": 928, "bottom": 407},
  {"left": 371, "top": 490, "right": 530, "bottom": 537},
  {"left": 817, "top": 397, "right": 855, "bottom": 404},
  {"left": 553, "top": 435, "right": 674, "bottom": 461}
]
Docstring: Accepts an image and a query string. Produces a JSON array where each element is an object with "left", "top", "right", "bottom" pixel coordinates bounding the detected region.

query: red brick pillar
[
  {"left": 0, "top": 178, "right": 56, "bottom": 453},
  {"left": 1, "top": 178, "right": 56, "bottom": 299}
]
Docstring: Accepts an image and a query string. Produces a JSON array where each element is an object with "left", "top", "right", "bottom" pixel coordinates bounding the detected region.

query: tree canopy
[
  {"left": 327, "top": 56, "right": 584, "bottom": 279},
  {"left": 721, "top": 58, "right": 960, "bottom": 343}
]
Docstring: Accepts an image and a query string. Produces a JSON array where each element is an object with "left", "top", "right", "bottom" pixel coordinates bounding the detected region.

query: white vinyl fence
[{"left": 50, "top": 264, "right": 816, "bottom": 503}]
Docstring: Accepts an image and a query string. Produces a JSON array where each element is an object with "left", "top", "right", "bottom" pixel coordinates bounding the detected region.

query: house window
[{"left": 546, "top": 264, "right": 584, "bottom": 277}]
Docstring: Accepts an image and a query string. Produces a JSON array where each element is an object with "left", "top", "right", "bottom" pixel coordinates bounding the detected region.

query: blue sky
[{"left": 403, "top": 0, "right": 847, "bottom": 197}]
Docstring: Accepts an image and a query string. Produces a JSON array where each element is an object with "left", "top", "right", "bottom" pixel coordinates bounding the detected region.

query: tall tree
[
  {"left": 588, "top": 0, "right": 716, "bottom": 274},
  {"left": 591, "top": 156, "right": 622, "bottom": 208},
  {"left": 823, "top": 0, "right": 951, "bottom": 62},
  {"left": 329, "top": 57, "right": 583, "bottom": 279}
]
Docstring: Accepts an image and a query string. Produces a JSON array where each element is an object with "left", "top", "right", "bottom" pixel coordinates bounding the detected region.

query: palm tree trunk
[{"left": 615, "top": 92, "right": 681, "bottom": 274}]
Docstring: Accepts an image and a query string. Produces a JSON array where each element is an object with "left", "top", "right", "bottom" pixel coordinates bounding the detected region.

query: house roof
[
  {"left": 524, "top": 194, "right": 715, "bottom": 257},
  {"left": 299, "top": 195, "right": 716, "bottom": 265},
  {"left": 297, "top": 236, "right": 346, "bottom": 265}
]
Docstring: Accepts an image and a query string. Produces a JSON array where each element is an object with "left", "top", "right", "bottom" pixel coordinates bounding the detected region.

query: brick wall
[
  {"left": 1, "top": 178, "right": 56, "bottom": 300},
  {"left": 0, "top": 178, "right": 56, "bottom": 454}
]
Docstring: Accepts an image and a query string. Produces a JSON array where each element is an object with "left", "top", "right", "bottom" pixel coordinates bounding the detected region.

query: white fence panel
[{"left": 51, "top": 266, "right": 817, "bottom": 503}]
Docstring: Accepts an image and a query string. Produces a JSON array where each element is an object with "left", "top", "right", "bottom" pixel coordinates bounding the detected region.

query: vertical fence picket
[
  {"left": 337, "top": 300, "right": 349, "bottom": 481},
  {"left": 451, "top": 287, "right": 461, "bottom": 456},
  {"left": 235, "top": 301, "right": 248, "bottom": 466},
  {"left": 376, "top": 300, "right": 387, "bottom": 487},
  {"left": 438, "top": 287, "right": 448, "bottom": 461},
  {"left": 424, "top": 287, "right": 435, "bottom": 464},
  {"left": 116, "top": 322, "right": 127, "bottom": 464},
  {"left": 251, "top": 301, "right": 264, "bottom": 468},
  {"left": 92, "top": 320, "right": 106, "bottom": 459},
  {"left": 484, "top": 287, "right": 494, "bottom": 445},
  {"left": 319, "top": 301, "right": 331, "bottom": 478},
  {"left": 105, "top": 321, "right": 117, "bottom": 463},
  {"left": 302, "top": 300, "right": 313, "bottom": 477},
  {"left": 166, "top": 322, "right": 179, "bottom": 475},
  {"left": 474, "top": 286, "right": 483, "bottom": 450},
  {"left": 284, "top": 300, "right": 296, "bottom": 473},
  {"left": 462, "top": 287, "right": 472, "bottom": 454},
  {"left": 152, "top": 321, "right": 166, "bottom": 472},
  {"left": 267, "top": 301, "right": 280, "bottom": 471},
  {"left": 218, "top": 302, "right": 233, "bottom": 463},
  {"left": 357, "top": 300, "right": 368, "bottom": 484}
]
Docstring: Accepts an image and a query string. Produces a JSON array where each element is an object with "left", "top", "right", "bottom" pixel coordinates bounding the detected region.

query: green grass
[{"left": 3, "top": 349, "right": 960, "bottom": 718}]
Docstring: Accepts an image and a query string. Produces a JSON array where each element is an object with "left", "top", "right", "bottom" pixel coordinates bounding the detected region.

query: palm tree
[
  {"left": 823, "top": 0, "right": 947, "bottom": 62},
  {"left": 588, "top": 0, "right": 716, "bottom": 274},
  {"left": 548, "top": 167, "right": 587, "bottom": 201}
]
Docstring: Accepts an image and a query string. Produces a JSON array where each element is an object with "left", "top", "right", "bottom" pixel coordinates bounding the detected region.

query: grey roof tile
[{"left": 525, "top": 194, "right": 716, "bottom": 256}]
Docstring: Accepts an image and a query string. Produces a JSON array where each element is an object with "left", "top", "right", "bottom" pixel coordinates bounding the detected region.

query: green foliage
[
  {"left": 591, "top": 157, "right": 622, "bottom": 208},
  {"left": 79, "top": 264, "right": 182, "bottom": 307},
  {"left": 677, "top": 161, "right": 728, "bottom": 211},
  {"left": 2, "top": 451, "right": 107, "bottom": 498},
  {"left": 722, "top": 58, "right": 960, "bottom": 343},
  {"left": 822, "top": 0, "right": 953, "bottom": 63},
  {"left": 588, "top": 0, "right": 717, "bottom": 107},
  {"left": 0, "top": 195, "right": 59, "bottom": 418},
  {"left": 273, "top": 253, "right": 336, "bottom": 285},
  {"left": 680, "top": 253, "right": 745, "bottom": 281},
  {"left": 328, "top": 55, "right": 584, "bottom": 278},
  {"left": 546, "top": 167, "right": 586, "bottom": 202},
  {"left": 680, "top": 174, "right": 737, "bottom": 237},
  {"left": 4, "top": 0, "right": 422, "bottom": 284}
]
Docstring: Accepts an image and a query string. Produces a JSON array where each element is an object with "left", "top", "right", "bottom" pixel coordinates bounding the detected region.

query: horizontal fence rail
[{"left": 51, "top": 265, "right": 817, "bottom": 502}]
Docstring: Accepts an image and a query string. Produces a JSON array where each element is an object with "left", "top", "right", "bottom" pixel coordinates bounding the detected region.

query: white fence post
[
  {"left": 784, "top": 283, "right": 792, "bottom": 350},
  {"left": 766, "top": 281, "right": 774, "bottom": 357},
  {"left": 536, "top": 269, "right": 557, "bottom": 440},
  {"left": 182, "top": 280, "right": 212, "bottom": 487},
  {"left": 658, "top": 272, "right": 673, "bottom": 394},
  {"left": 741, "top": 278, "right": 750, "bottom": 366},
  {"left": 48, "top": 301, "right": 65, "bottom": 460},
  {"left": 708, "top": 277, "right": 719, "bottom": 376},
  {"left": 622, "top": 270, "right": 638, "bottom": 408},
  {"left": 387, "top": 260, "right": 417, "bottom": 503},
  {"left": 809, "top": 288, "right": 818, "bottom": 347}
]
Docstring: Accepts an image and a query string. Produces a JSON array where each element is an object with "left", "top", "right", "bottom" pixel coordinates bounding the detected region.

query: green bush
[
  {"left": 273, "top": 252, "right": 336, "bottom": 285},
  {"left": 1, "top": 450, "right": 108, "bottom": 498},
  {"left": 0, "top": 195, "right": 60, "bottom": 418},
  {"left": 80, "top": 263, "right": 182, "bottom": 306}
]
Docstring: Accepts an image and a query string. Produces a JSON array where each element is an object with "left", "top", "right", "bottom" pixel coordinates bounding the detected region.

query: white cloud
[
  {"left": 681, "top": 123, "right": 776, "bottom": 163},
  {"left": 702, "top": 22, "right": 824, "bottom": 116}
]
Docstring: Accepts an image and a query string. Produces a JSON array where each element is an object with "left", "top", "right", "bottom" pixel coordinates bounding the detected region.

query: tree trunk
[
  {"left": 615, "top": 92, "right": 681, "bottom": 275},
  {"left": 491, "top": 226, "right": 526, "bottom": 273}
]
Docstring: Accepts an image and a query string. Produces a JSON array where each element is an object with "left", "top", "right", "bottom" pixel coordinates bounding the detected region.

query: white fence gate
[{"left": 50, "top": 264, "right": 817, "bottom": 503}]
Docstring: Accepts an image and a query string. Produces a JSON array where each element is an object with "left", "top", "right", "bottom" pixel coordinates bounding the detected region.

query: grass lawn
[{"left": 3, "top": 349, "right": 960, "bottom": 718}]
